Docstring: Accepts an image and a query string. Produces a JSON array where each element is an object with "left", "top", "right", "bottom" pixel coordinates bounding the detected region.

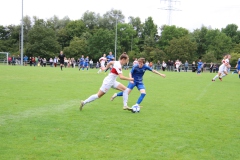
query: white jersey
[
  {"left": 133, "top": 60, "right": 138, "bottom": 66},
  {"left": 219, "top": 58, "right": 229, "bottom": 72},
  {"left": 175, "top": 61, "right": 180, "bottom": 68},
  {"left": 100, "top": 61, "right": 122, "bottom": 93},
  {"left": 99, "top": 57, "right": 107, "bottom": 67}
]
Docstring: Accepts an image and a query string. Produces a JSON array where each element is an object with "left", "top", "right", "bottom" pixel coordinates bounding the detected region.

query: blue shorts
[{"left": 127, "top": 81, "right": 145, "bottom": 90}]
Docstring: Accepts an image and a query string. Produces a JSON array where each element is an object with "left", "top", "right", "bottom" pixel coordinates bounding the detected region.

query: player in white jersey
[
  {"left": 175, "top": 59, "right": 181, "bottom": 72},
  {"left": 133, "top": 58, "right": 138, "bottom": 66},
  {"left": 80, "top": 53, "right": 134, "bottom": 111},
  {"left": 97, "top": 54, "right": 107, "bottom": 74},
  {"left": 212, "top": 54, "right": 231, "bottom": 81}
]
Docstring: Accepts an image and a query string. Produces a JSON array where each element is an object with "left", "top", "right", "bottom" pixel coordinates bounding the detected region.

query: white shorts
[
  {"left": 100, "top": 80, "right": 120, "bottom": 93},
  {"left": 219, "top": 64, "right": 227, "bottom": 73},
  {"left": 100, "top": 61, "right": 105, "bottom": 68}
]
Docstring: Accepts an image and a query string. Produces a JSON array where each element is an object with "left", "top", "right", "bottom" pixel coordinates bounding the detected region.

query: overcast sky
[{"left": 1, "top": 0, "right": 240, "bottom": 31}]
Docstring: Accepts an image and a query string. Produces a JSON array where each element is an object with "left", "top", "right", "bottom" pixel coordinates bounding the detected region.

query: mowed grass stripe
[{"left": 0, "top": 99, "right": 79, "bottom": 125}]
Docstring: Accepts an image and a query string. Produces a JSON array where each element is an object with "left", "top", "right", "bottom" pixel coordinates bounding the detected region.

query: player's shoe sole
[
  {"left": 123, "top": 106, "right": 132, "bottom": 111},
  {"left": 80, "top": 100, "right": 84, "bottom": 111},
  {"left": 111, "top": 93, "right": 117, "bottom": 101}
]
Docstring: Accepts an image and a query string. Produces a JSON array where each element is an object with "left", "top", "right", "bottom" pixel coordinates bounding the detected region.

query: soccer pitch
[{"left": 0, "top": 65, "right": 239, "bottom": 159}]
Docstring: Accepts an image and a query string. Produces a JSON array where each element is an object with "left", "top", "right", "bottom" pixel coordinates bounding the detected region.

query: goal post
[{"left": 0, "top": 52, "right": 9, "bottom": 65}]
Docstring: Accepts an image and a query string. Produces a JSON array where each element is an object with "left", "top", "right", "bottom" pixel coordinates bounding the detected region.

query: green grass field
[{"left": 0, "top": 65, "right": 239, "bottom": 160}]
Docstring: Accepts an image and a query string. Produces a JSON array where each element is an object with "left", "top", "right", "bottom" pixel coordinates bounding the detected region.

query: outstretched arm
[
  {"left": 119, "top": 73, "right": 134, "bottom": 81},
  {"left": 152, "top": 69, "right": 166, "bottom": 78},
  {"left": 105, "top": 61, "right": 114, "bottom": 71}
]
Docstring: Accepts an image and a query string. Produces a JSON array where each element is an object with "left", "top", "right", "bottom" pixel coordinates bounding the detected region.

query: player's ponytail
[{"left": 119, "top": 53, "right": 129, "bottom": 60}]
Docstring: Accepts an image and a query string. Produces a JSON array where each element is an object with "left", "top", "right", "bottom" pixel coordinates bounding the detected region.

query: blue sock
[
  {"left": 137, "top": 93, "right": 146, "bottom": 105},
  {"left": 117, "top": 92, "right": 123, "bottom": 96}
]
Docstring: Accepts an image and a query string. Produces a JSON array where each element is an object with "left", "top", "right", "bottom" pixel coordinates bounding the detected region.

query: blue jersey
[
  {"left": 238, "top": 59, "right": 240, "bottom": 70},
  {"left": 131, "top": 64, "right": 152, "bottom": 83},
  {"left": 197, "top": 62, "right": 203, "bottom": 70},
  {"left": 80, "top": 57, "right": 84, "bottom": 65},
  {"left": 84, "top": 58, "right": 89, "bottom": 66},
  {"left": 106, "top": 55, "right": 114, "bottom": 63}
]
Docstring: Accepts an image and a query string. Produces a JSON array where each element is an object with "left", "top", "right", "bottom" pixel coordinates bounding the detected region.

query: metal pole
[
  {"left": 114, "top": 14, "right": 118, "bottom": 60},
  {"left": 7, "top": 52, "right": 8, "bottom": 65},
  {"left": 20, "top": 0, "right": 24, "bottom": 66}
]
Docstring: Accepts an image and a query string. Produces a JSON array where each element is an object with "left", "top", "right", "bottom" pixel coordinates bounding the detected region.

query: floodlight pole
[
  {"left": 20, "top": 0, "right": 24, "bottom": 66},
  {"left": 114, "top": 14, "right": 118, "bottom": 60}
]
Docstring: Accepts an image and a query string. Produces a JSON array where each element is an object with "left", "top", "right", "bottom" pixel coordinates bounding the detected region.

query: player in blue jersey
[
  {"left": 79, "top": 55, "right": 85, "bottom": 71},
  {"left": 105, "top": 52, "right": 115, "bottom": 72},
  {"left": 111, "top": 58, "right": 166, "bottom": 108},
  {"left": 236, "top": 58, "right": 240, "bottom": 79},
  {"left": 83, "top": 56, "right": 89, "bottom": 70},
  {"left": 197, "top": 59, "right": 203, "bottom": 74}
]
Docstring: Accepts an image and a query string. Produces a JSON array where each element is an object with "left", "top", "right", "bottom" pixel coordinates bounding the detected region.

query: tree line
[{"left": 0, "top": 9, "right": 240, "bottom": 65}]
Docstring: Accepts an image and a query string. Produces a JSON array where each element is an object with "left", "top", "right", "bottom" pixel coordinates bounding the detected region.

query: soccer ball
[{"left": 131, "top": 105, "right": 140, "bottom": 113}]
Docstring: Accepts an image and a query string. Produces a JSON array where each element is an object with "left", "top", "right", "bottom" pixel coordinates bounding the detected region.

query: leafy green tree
[
  {"left": 63, "top": 37, "right": 87, "bottom": 58},
  {"left": 82, "top": 11, "right": 100, "bottom": 30},
  {"left": 158, "top": 25, "right": 189, "bottom": 50},
  {"left": 222, "top": 24, "right": 239, "bottom": 44},
  {"left": 57, "top": 28, "right": 69, "bottom": 50},
  {"left": 65, "top": 20, "right": 86, "bottom": 39},
  {"left": 26, "top": 20, "right": 61, "bottom": 58},
  {"left": 139, "top": 17, "right": 158, "bottom": 51},
  {"left": 98, "top": 9, "right": 125, "bottom": 30},
  {"left": 117, "top": 23, "right": 137, "bottom": 53},
  {"left": 230, "top": 52, "right": 240, "bottom": 66},
  {"left": 87, "top": 28, "right": 115, "bottom": 60},
  {"left": 165, "top": 36, "right": 197, "bottom": 62},
  {"left": 201, "top": 51, "right": 217, "bottom": 63},
  {"left": 0, "top": 25, "right": 20, "bottom": 54},
  {"left": 191, "top": 26, "right": 208, "bottom": 58},
  {"left": 128, "top": 16, "right": 143, "bottom": 38},
  {"left": 205, "top": 29, "right": 232, "bottom": 60},
  {"left": 47, "top": 15, "right": 70, "bottom": 31},
  {"left": 232, "top": 43, "right": 240, "bottom": 53}
]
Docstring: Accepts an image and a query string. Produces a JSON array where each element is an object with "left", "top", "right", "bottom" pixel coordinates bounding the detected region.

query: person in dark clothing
[{"left": 58, "top": 51, "right": 65, "bottom": 71}]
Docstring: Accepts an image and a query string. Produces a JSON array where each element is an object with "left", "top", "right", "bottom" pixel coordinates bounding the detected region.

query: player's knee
[{"left": 141, "top": 93, "right": 146, "bottom": 97}]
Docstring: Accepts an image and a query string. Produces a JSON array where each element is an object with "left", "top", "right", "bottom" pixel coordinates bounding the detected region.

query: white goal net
[{"left": 0, "top": 52, "right": 9, "bottom": 65}]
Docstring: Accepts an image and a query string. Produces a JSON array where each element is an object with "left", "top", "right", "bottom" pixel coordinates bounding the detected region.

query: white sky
[{"left": 1, "top": 0, "right": 240, "bottom": 32}]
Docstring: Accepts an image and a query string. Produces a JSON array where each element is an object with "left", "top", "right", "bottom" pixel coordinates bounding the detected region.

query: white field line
[
  {"left": 195, "top": 82, "right": 212, "bottom": 101},
  {"left": 0, "top": 99, "right": 79, "bottom": 126}
]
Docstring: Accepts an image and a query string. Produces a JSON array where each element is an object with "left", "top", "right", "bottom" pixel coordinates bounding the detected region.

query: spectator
[
  {"left": 11, "top": 55, "right": 15, "bottom": 65},
  {"left": 170, "top": 60, "right": 174, "bottom": 71},
  {"left": 156, "top": 60, "right": 161, "bottom": 71},
  {"left": 209, "top": 62, "right": 214, "bottom": 73},
  {"left": 49, "top": 58, "right": 53, "bottom": 67},
  {"left": 192, "top": 61, "right": 196, "bottom": 72},
  {"left": 162, "top": 61, "right": 166, "bottom": 71},
  {"left": 53, "top": 56, "right": 58, "bottom": 67},
  {"left": 89, "top": 59, "right": 93, "bottom": 69},
  {"left": 149, "top": 62, "right": 153, "bottom": 69},
  {"left": 167, "top": 60, "right": 170, "bottom": 71},
  {"left": 8, "top": 56, "right": 12, "bottom": 65},
  {"left": 42, "top": 58, "right": 47, "bottom": 67},
  {"left": 184, "top": 60, "right": 189, "bottom": 72},
  {"left": 23, "top": 55, "right": 28, "bottom": 66},
  {"left": 96, "top": 62, "right": 99, "bottom": 69}
]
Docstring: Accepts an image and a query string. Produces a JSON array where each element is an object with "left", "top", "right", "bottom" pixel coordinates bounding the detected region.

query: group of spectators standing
[
  {"left": 146, "top": 60, "right": 220, "bottom": 73},
  {"left": 7, "top": 54, "right": 220, "bottom": 73}
]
